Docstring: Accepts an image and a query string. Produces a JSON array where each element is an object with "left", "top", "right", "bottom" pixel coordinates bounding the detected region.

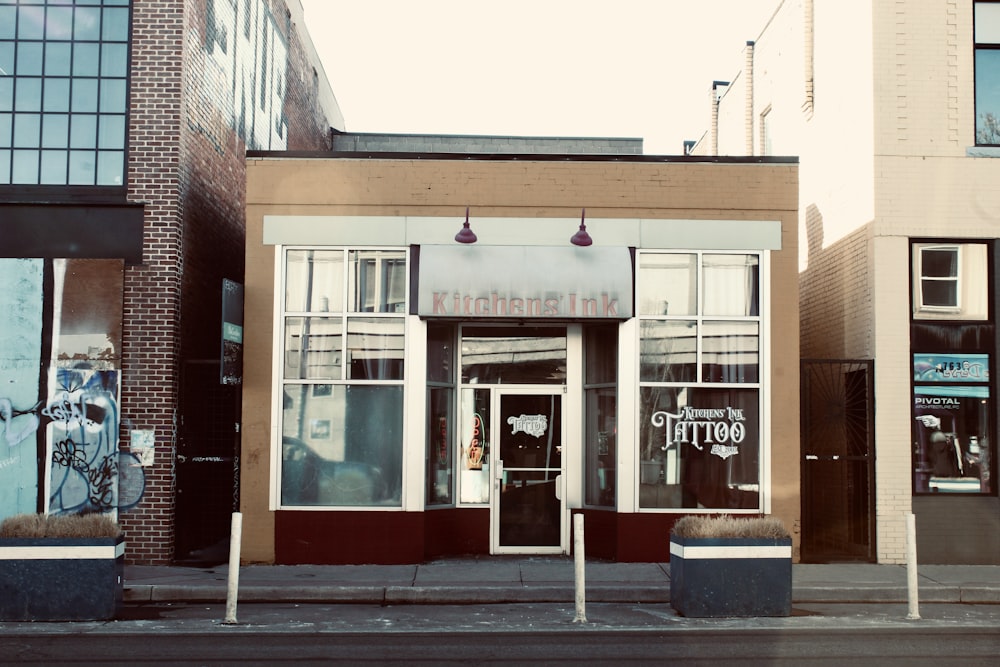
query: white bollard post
[
  {"left": 573, "top": 513, "right": 586, "bottom": 623},
  {"left": 905, "top": 512, "right": 920, "bottom": 620},
  {"left": 223, "top": 512, "right": 243, "bottom": 625}
]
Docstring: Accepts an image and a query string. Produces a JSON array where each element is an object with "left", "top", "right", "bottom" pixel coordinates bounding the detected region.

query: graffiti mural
[
  {"left": 0, "top": 259, "right": 45, "bottom": 518},
  {"left": 0, "top": 258, "right": 146, "bottom": 521},
  {"left": 46, "top": 368, "right": 121, "bottom": 514}
]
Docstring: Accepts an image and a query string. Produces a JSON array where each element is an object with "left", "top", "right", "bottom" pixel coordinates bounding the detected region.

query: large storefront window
[
  {"left": 910, "top": 239, "right": 994, "bottom": 495},
  {"left": 279, "top": 248, "right": 406, "bottom": 507},
  {"left": 638, "top": 251, "right": 762, "bottom": 510}
]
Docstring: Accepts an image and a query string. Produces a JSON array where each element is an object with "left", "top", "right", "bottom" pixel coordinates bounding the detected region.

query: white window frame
[
  {"left": 916, "top": 245, "right": 962, "bottom": 314},
  {"left": 912, "top": 241, "right": 990, "bottom": 320},
  {"left": 270, "top": 245, "right": 409, "bottom": 511},
  {"left": 633, "top": 249, "right": 769, "bottom": 514}
]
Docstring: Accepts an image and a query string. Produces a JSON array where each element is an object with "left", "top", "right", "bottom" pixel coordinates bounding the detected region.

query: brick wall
[
  {"left": 118, "top": 0, "right": 185, "bottom": 564},
  {"left": 119, "top": 0, "right": 339, "bottom": 564},
  {"left": 799, "top": 216, "right": 873, "bottom": 359}
]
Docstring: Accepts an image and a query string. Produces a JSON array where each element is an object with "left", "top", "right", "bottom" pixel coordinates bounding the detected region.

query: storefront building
[{"left": 241, "top": 153, "right": 800, "bottom": 564}]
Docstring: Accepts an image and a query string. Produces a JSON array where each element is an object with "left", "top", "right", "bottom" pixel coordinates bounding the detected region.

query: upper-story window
[
  {"left": 0, "top": 0, "right": 130, "bottom": 186},
  {"left": 912, "top": 243, "right": 988, "bottom": 320},
  {"left": 975, "top": 1, "right": 1000, "bottom": 145}
]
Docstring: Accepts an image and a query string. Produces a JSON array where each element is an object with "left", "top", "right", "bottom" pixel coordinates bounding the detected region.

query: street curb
[
  {"left": 124, "top": 585, "right": 673, "bottom": 605},
  {"left": 122, "top": 584, "right": 1000, "bottom": 606}
]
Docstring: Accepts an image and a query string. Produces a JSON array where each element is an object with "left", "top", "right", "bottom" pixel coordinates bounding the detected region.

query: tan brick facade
[{"left": 242, "top": 156, "right": 801, "bottom": 563}]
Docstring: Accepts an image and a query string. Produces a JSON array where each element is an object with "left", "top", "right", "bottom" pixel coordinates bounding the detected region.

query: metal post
[
  {"left": 905, "top": 512, "right": 920, "bottom": 620},
  {"left": 573, "top": 513, "right": 586, "bottom": 623},
  {"left": 223, "top": 512, "right": 242, "bottom": 625}
]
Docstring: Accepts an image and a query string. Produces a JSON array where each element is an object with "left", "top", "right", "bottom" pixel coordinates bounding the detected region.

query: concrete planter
[
  {"left": 0, "top": 536, "right": 125, "bottom": 621},
  {"left": 669, "top": 535, "right": 792, "bottom": 617}
]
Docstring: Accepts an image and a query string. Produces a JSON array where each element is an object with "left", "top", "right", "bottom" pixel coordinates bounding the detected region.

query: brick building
[
  {"left": 241, "top": 149, "right": 801, "bottom": 564},
  {"left": 701, "top": 0, "right": 1000, "bottom": 564},
  {"left": 0, "top": 0, "right": 342, "bottom": 564}
]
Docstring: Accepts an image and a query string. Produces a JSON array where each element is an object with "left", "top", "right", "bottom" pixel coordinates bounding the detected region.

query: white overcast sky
[{"left": 299, "top": 0, "right": 778, "bottom": 155}]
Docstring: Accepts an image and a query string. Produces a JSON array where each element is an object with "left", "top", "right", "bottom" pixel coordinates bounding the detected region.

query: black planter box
[
  {"left": 669, "top": 535, "right": 792, "bottom": 617},
  {"left": 0, "top": 536, "right": 125, "bottom": 621}
]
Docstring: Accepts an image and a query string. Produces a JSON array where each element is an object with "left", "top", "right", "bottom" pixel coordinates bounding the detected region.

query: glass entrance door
[{"left": 491, "top": 388, "right": 565, "bottom": 554}]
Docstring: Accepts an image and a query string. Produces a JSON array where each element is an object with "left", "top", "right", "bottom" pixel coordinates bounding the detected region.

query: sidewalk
[{"left": 123, "top": 558, "right": 1000, "bottom": 606}]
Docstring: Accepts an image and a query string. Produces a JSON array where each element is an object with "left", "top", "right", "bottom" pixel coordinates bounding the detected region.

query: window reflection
[
  {"left": 639, "top": 320, "right": 697, "bottom": 383},
  {"left": 285, "top": 249, "right": 345, "bottom": 313},
  {"left": 281, "top": 385, "right": 403, "bottom": 507},
  {"left": 638, "top": 253, "right": 696, "bottom": 316},
  {"left": 45, "top": 43, "right": 71, "bottom": 75},
  {"left": 585, "top": 324, "right": 617, "bottom": 507},
  {"left": 40, "top": 150, "right": 66, "bottom": 183},
  {"left": 280, "top": 248, "right": 408, "bottom": 508},
  {"left": 461, "top": 328, "right": 567, "bottom": 384},
  {"left": 703, "top": 254, "right": 758, "bottom": 317},
  {"left": 702, "top": 321, "right": 759, "bottom": 383},
  {"left": 15, "top": 78, "right": 41, "bottom": 111},
  {"left": 639, "top": 387, "right": 760, "bottom": 509},
  {"left": 427, "top": 387, "right": 454, "bottom": 505},
  {"left": 346, "top": 317, "right": 404, "bottom": 380},
  {"left": 585, "top": 387, "right": 616, "bottom": 506},
  {"left": 284, "top": 317, "right": 342, "bottom": 380},
  {"left": 351, "top": 250, "right": 406, "bottom": 313}
]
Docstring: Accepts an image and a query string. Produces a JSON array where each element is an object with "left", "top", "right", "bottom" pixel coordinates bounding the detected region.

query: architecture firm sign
[{"left": 417, "top": 245, "right": 633, "bottom": 319}]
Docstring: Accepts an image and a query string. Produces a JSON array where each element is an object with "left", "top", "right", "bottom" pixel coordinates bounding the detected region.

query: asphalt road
[
  {"left": 4, "top": 627, "right": 1000, "bottom": 666},
  {"left": 2, "top": 602, "right": 999, "bottom": 666}
]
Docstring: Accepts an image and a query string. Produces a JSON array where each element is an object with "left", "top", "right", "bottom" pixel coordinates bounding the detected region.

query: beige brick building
[
  {"left": 704, "top": 0, "right": 1000, "bottom": 564},
  {"left": 241, "top": 152, "right": 801, "bottom": 564}
]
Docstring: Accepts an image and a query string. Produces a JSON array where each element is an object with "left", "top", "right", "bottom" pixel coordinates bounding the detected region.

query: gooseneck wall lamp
[
  {"left": 455, "top": 207, "right": 593, "bottom": 245},
  {"left": 570, "top": 208, "right": 594, "bottom": 247},
  {"left": 454, "top": 207, "right": 477, "bottom": 244}
]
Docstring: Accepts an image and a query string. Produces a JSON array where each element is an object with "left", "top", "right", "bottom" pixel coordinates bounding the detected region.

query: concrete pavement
[{"left": 122, "top": 558, "right": 1000, "bottom": 606}]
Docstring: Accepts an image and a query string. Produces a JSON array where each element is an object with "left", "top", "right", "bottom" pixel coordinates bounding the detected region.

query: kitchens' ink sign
[
  {"left": 652, "top": 406, "right": 746, "bottom": 461},
  {"left": 417, "top": 245, "right": 633, "bottom": 319}
]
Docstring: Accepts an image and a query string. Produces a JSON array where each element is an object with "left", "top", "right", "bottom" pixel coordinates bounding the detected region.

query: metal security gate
[
  {"left": 800, "top": 360, "right": 875, "bottom": 563},
  {"left": 174, "top": 360, "right": 241, "bottom": 563}
]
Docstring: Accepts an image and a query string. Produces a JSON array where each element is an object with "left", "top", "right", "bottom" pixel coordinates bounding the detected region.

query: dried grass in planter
[
  {"left": 0, "top": 513, "right": 121, "bottom": 539},
  {"left": 671, "top": 514, "right": 789, "bottom": 539}
]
